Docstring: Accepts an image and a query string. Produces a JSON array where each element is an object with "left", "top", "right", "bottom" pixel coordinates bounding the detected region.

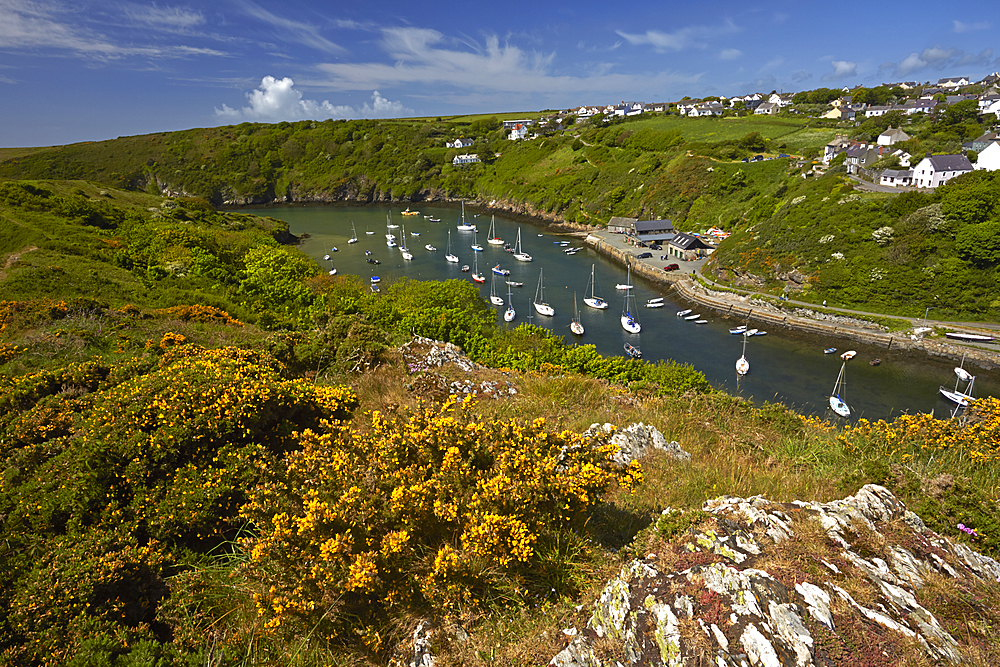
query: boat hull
[
  {"left": 533, "top": 302, "right": 555, "bottom": 316},
  {"left": 621, "top": 315, "right": 641, "bottom": 333},
  {"left": 584, "top": 297, "right": 608, "bottom": 309},
  {"left": 829, "top": 396, "right": 850, "bottom": 418}
]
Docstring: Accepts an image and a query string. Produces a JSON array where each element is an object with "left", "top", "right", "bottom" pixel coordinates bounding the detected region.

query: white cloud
[
  {"left": 822, "top": 60, "right": 857, "bottom": 81},
  {"left": 791, "top": 70, "right": 812, "bottom": 83},
  {"left": 310, "top": 26, "right": 703, "bottom": 102},
  {"left": 616, "top": 19, "right": 739, "bottom": 53},
  {"left": 214, "top": 76, "right": 410, "bottom": 121},
  {"left": 123, "top": 4, "right": 205, "bottom": 30},
  {"left": 953, "top": 19, "right": 990, "bottom": 33},
  {"left": 892, "top": 45, "right": 994, "bottom": 76},
  {"left": 719, "top": 48, "right": 742, "bottom": 60},
  {"left": 758, "top": 57, "right": 783, "bottom": 73},
  {"left": 239, "top": 1, "right": 345, "bottom": 54}
]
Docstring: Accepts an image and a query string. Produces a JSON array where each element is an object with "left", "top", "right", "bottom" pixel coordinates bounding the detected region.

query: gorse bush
[{"left": 239, "top": 396, "right": 642, "bottom": 652}]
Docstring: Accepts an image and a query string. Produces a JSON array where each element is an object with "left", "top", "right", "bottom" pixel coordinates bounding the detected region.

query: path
[{"left": 0, "top": 245, "right": 37, "bottom": 282}]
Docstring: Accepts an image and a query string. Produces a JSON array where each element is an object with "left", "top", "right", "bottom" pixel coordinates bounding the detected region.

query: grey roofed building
[
  {"left": 666, "top": 232, "right": 715, "bottom": 260},
  {"left": 972, "top": 132, "right": 998, "bottom": 152},
  {"left": 607, "top": 216, "right": 638, "bottom": 234},
  {"left": 633, "top": 219, "right": 676, "bottom": 243}
]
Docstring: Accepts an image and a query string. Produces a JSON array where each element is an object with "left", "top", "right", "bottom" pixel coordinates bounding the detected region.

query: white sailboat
[
  {"left": 583, "top": 264, "right": 608, "bottom": 309},
  {"left": 445, "top": 230, "right": 459, "bottom": 263},
  {"left": 570, "top": 293, "right": 584, "bottom": 335},
  {"left": 387, "top": 212, "right": 399, "bottom": 229},
  {"left": 940, "top": 356, "right": 977, "bottom": 407},
  {"left": 348, "top": 221, "right": 358, "bottom": 244},
  {"left": 620, "top": 264, "right": 641, "bottom": 334},
  {"left": 487, "top": 215, "right": 504, "bottom": 245},
  {"left": 513, "top": 227, "right": 532, "bottom": 262},
  {"left": 456, "top": 201, "right": 476, "bottom": 231},
  {"left": 736, "top": 333, "right": 749, "bottom": 376},
  {"left": 504, "top": 282, "right": 515, "bottom": 322},
  {"left": 829, "top": 350, "right": 856, "bottom": 418},
  {"left": 471, "top": 229, "right": 483, "bottom": 252},
  {"left": 471, "top": 252, "right": 485, "bottom": 283},
  {"left": 489, "top": 272, "right": 504, "bottom": 306},
  {"left": 400, "top": 223, "right": 413, "bottom": 260},
  {"left": 533, "top": 268, "right": 555, "bottom": 316}
]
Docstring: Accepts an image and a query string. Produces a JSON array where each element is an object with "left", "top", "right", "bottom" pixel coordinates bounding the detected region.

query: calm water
[{"left": 239, "top": 202, "right": 999, "bottom": 421}]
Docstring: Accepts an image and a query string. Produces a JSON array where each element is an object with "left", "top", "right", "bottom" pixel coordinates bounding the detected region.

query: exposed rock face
[
  {"left": 550, "top": 485, "right": 1000, "bottom": 666},
  {"left": 584, "top": 422, "right": 690, "bottom": 466},
  {"left": 400, "top": 336, "right": 483, "bottom": 374}
]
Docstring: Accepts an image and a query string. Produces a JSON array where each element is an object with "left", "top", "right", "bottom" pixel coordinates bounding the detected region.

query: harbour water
[{"left": 239, "top": 202, "right": 1000, "bottom": 421}]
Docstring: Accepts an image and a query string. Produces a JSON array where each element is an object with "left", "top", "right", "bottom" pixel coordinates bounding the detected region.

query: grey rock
[{"left": 584, "top": 422, "right": 690, "bottom": 466}]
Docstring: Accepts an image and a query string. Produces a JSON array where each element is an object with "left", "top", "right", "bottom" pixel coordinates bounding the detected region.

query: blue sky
[{"left": 1, "top": 0, "right": 997, "bottom": 147}]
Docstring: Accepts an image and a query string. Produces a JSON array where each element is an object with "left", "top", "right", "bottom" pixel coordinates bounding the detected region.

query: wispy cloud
[
  {"left": 890, "top": 45, "right": 995, "bottom": 76},
  {"left": 309, "top": 27, "right": 703, "bottom": 103},
  {"left": 123, "top": 4, "right": 205, "bottom": 30},
  {"left": 719, "top": 48, "right": 742, "bottom": 60},
  {"left": 758, "top": 57, "right": 783, "bottom": 73},
  {"left": 953, "top": 19, "right": 990, "bottom": 33},
  {"left": 616, "top": 19, "right": 739, "bottom": 53},
  {"left": 791, "top": 70, "right": 812, "bottom": 83},
  {"left": 822, "top": 60, "right": 857, "bottom": 81},
  {"left": 215, "top": 76, "right": 410, "bottom": 121},
  {"left": 0, "top": 0, "right": 225, "bottom": 59},
  {"left": 238, "top": 1, "right": 345, "bottom": 54}
]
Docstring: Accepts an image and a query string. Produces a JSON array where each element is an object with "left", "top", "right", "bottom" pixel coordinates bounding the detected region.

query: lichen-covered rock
[
  {"left": 584, "top": 422, "right": 690, "bottom": 466},
  {"left": 549, "top": 485, "right": 1000, "bottom": 666}
]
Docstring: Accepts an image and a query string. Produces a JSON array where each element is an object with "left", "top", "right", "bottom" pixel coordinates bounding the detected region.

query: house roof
[
  {"left": 881, "top": 169, "right": 913, "bottom": 178},
  {"left": 607, "top": 216, "right": 638, "bottom": 228},
  {"left": 669, "top": 232, "right": 714, "bottom": 251},
  {"left": 634, "top": 219, "right": 675, "bottom": 233},
  {"left": 923, "top": 154, "right": 973, "bottom": 171}
]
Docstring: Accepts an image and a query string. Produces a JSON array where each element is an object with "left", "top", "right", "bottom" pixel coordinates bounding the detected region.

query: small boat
[
  {"left": 330, "top": 246, "right": 338, "bottom": 252},
  {"left": 366, "top": 258, "right": 380, "bottom": 265},
  {"left": 584, "top": 264, "right": 609, "bottom": 310},
  {"left": 645, "top": 302, "right": 664, "bottom": 308},
  {"left": 945, "top": 332, "right": 995, "bottom": 342},
  {"left": 348, "top": 222, "right": 358, "bottom": 244},
  {"left": 676, "top": 309, "right": 692, "bottom": 317},
  {"left": 829, "top": 350, "right": 857, "bottom": 418},
  {"left": 513, "top": 227, "right": 532, "bottom": 262},
  {"left": 506, "top": 281, "right": 523, "bottom": 287},
  {"left": 616, "top": 283, "right": 633, "bottom": 290},
  {"left": 461, "top": 265, "right": 470, "bottom": 272},
  {"left": 490, "top": 272, "right": 504, "bottom": 306},
  {"left": 869, "top": 358, "right": 881, "bottom": 366},
  {"left": 471, "top": 229, "right": 484, "bottom": 252},
  {"left": 370, "top": 284, "right": 380, "bottom": 293},
  {"left": 492, "top": 265, "right": 510, "bottom": 276},
  {"left": 471, "top": 253, "right": 485, "bottom": 283},
  {"left": 425, "top": 244, "right": 437, "bottom": 251},
  {"left": 620, "top": 265, "right": 641, "bottom": 333},
  {"left": 400, "top": 223, "right": 412, "bottom": 259},
  {"left": 364, "top": 250, "right": 372, "bottom": 256},
  {"left": 824, "top": 348, "right": 837, "bottom": 354},
  {"left": 370, "top": 276, "right": 380, "bottom": 283},
  {"left": 411, "top": 231, "right": 420, "bottom": 236},
  {"left": 753, "top": 331, "right": 767, "bottom": 336},
  {"left": 487, "top": 215, "right": 504, "bottom": 245},
  {"left": 445, "top": 230, "right": 460, "bottom": 263},
  {"left": 648, "top": 297, "right": 664, "bottom": 304},
  {"left": 695, "top": 319, "right": 708, "bottom": 324},
  {"left": 323, "top": 254, "right": 331, "bottom": 261},
  {"left": 736, "top": 333, "right": 749, "bottom": 376},
  {"left": 401, "top": 208, "right": 419, "bottom": 216},
  {"left": 328, "top": 268, "right": 337, "bottom": 276},
  {"left": 533, "top": 268, "right": 555, "bottom": 316},
  {"left": 429, "top": 217, "right": 441, "bottom": 222},
  {"left": 386, "top": 240, "right": 397, "bottom": 248},
  {"left": 743, "top": 328, "right": 758, "bottom": 336},
  {"left": 366, "top": 230, "right": 375, "bottom": 235},
  {"left": 729, "top": 325, "right": 747, "bottom": 335},
  {"left": 684, "top": 314, "right": 700, "bottom": 321},
  {"left": 504, "top": 281, "right": 515, "bottom": 322},
  {"left": 570, "top": 293, "right": 584, "bottom": 335},
  {"left": 456, "top": 201, "right": 476, "bottom": 231},
  {"left": 386, "top": 234, "right": 395, "bottom": 241},
  {"left": 624, "top": 343, "right": 642, "bottom": 359},
  {"left": 940, "top": 357, "right": 977, "bottom": 406}
]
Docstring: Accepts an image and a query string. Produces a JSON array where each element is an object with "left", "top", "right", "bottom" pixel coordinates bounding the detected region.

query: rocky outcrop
[
  {"left": 584, "top": 422, "right": 690, "bottom": 466},
  {"left": 550, "top": 485, "right": 1000, "bottom": 666}
]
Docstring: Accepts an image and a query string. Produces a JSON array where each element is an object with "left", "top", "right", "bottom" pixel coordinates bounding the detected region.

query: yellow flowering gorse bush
[{"left": 240, "top": 395, "right": 641, "bottom": 649}]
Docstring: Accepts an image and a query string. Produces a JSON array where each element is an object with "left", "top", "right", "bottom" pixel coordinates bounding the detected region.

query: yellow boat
[{"left": 401, "top": 207, "right": 419, "bottom": 216}]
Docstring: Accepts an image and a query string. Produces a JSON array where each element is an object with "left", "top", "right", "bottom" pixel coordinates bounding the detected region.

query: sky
[{"left": 1, "top": 0, "right": 998, "bottom": 147}]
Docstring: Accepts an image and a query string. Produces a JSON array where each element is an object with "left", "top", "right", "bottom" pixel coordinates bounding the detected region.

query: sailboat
[
  {"left": 940, "top": 355, "right": 977, "bottom": 406},
  {"left": 487, "top": 215, "right": 504, "bottom": 245},
  {"left": 504, "top": 282, "right": 515, "bottom": 322},
  {"left": 513, "top": 227, "right": 532, "bottom": 262},
  {"left": 456, "top": 201, "right": 476, "bottom": 231},
  {"left": 620, "top": 264, "right": 641, "bottom": 333},
  {"left": 583, "top": 264, "right": 608, "bottom": 309},
  {"left": 386, "top": 212, "right": 399, "bottom": 229},
  {"left": 471, "top": 229, "right": 484, "bottom": 252},
  {"left": 489, "top": 272, "right": 504, "bottom": 306},
  {"left": 570, "top": 293, "right": 584, "bottom": 335},
  {"left": 829, "top": 350, "right": 856, "bottom": 418},
  {"left": 533, "top": 268, "right": 555, "bottom": 316},
  {"left": 471, "top": 252, "right": 485, "bottom": 283},
  {"left": 400, "top": 223, "right": 413, "bottom": 260},
  {"left": 348, "top": 221, "right": 358, "bottom": 244},
  {"left": 736, "top": 333, "right": 749, "bottom": 376},
  {"left": 445, "top": 230, "right": 459, "bottom": 263}
]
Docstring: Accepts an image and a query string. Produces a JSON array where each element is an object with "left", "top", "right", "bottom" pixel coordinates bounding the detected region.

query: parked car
[
  {"left": 649, "top": 244, "right": 662, "bottom": 250},
  {"left": 635, "top": 252, "right": 653, "bottom": 259},
  {"left": 664, "top": 263, "right": 680, "bottom": 271}
]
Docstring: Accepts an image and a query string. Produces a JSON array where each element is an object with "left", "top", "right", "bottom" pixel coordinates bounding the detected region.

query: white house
[
  {"left": 452, "top": 154, "right": 480, "bottom": 165},
  {"left": 446, "top": 137, "right": 475, "bottom": 149},
  {"left": 768, "top": 93, "right": 795, "bottom": 107},
  {"left": 879, "top": 169, "right": 914, "bottom": 187},
  {"left": 911, "top": 154, "right": 973, "bottom": 188},
  {"left": 974, "top": 141, "right": 1000, "bottom": 172},
  {"left": 754, "top": 102, "right": 779, "bottom": 115},
  {"left": 508, "top": 124, "right": 528, "bottom": 141},
  {"left": 877, "top": 127, "right": 911, "bottom": 146},
  {"left": 688, "top": 102, "right": 724, "bottom": 117},
  {"left": 937, "top": 76, "right": 970, "bottom": 89},
  {"left": 979, "top": 97, "right": 1000, "bottom": 116}
]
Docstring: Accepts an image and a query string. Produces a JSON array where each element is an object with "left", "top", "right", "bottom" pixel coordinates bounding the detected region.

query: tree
[{"left": 941, "top": 100, "right": 979, "bottom": 126}]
